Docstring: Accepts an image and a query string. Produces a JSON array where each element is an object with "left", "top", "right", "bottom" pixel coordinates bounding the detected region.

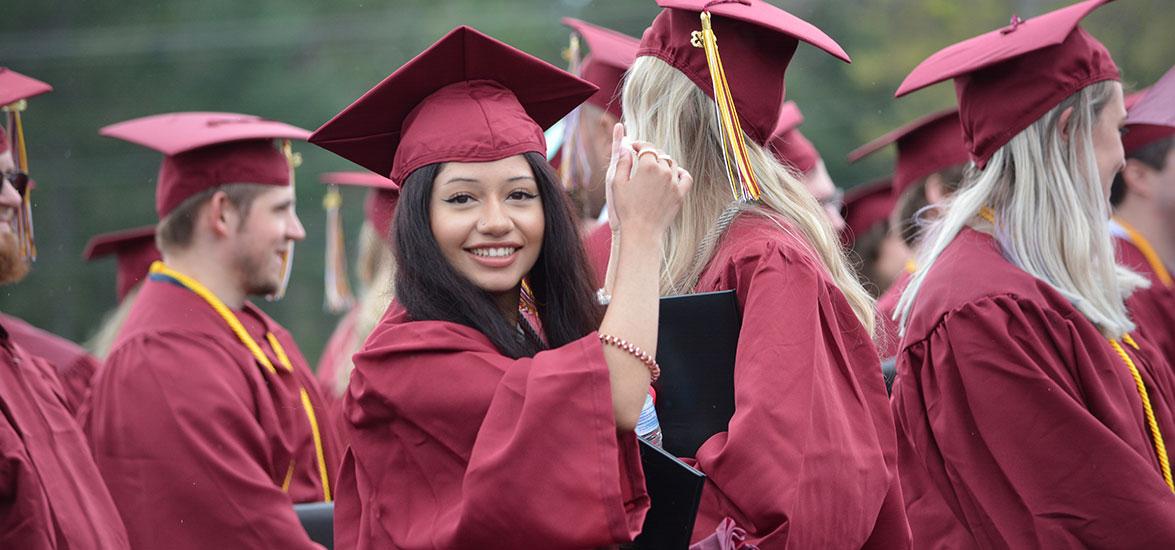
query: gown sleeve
[
  {"left": 692, "top": 239, "right": 905, "bottom": 548},
  {"left": 86, "top": 332, "right": 322, "bottom": 550},
  {"left": 892, "top": 294, "right": 1175, "bottom": 548},
  {"left": 337, "top": 321, "right": 648, "bottom": 550}
]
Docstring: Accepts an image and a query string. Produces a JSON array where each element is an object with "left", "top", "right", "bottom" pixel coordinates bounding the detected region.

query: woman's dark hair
[{"left": 392, "top": 151, "right": 602, "bottom": 358}]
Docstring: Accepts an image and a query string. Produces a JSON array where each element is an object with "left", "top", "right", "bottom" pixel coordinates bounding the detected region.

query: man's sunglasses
[{"left": 2, "top": 171, "right": 29, "bottom": 197}]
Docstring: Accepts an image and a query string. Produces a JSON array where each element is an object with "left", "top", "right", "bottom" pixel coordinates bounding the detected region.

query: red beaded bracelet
[{"left": 599, "top": 333, "right": 661, "bottom": 383}]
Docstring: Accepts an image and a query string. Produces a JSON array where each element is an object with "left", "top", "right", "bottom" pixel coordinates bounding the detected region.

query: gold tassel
[
  {"left": 322, "top": 185, "right": 355, "bottom": 313},
  {"left": 269, "top": 139, "right": 303, "bottom": 301},
  {"left": 691, "top": 11, "right": 761, "bottom": 202},
  {"left": 558, "top": 32, "right": 593, "bottom": 218},
  {"left": 519, "top": 278, "right": 538, "bottom": 317},
  {"left": 5, "top": 101, "right": 35, "bottom": 261}
]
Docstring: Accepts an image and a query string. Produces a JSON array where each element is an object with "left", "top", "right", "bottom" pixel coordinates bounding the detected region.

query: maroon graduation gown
[
  {"left": 0, "top": 312, "right": 99, "bottom": 414},
  {"left": 83, "top": 276, "right": 342, "bottom": 550},
  {"left": 891, "top": 227, "right": 1175, "bottom": 548},
  {"left": 0, "top": 319, "right": 130, "bottom": 549},
  {"left": 686, "top": 214, "right": 910, "bottom": 548},
  {"left": 316, "top": 307, "right": 359, "bottom": 448},
  {"left": 335, "top": 304, "right": 649, "bottom": 549},
  {"left": 583, "top": 221, "right": 612, "bottom": 289},
  {"left": 1116, "top": 235, "right": 1175, "bottom": 374}
]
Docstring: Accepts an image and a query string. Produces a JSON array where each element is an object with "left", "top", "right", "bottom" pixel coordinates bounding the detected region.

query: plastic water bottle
[{"left": 635, "top": 393, "right": 663, "bottom": 448}]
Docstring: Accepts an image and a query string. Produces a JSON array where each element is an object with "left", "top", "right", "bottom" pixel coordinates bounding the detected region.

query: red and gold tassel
[
  {"left": 6, "top": 101, "right": 35, "bottom": 261},
  {"left": 691, "top": 11, "right": 761, "bottom": 202},
  {"left": 322, "top": 184, "right": 355, "bottom": 313}
]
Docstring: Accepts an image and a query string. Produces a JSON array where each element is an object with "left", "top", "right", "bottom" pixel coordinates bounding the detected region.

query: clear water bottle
[{"left": 635, "top": 393, "right": 663, "bottom": 448}]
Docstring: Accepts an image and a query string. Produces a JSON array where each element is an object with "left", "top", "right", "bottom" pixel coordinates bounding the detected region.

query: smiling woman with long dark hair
[{"left": 310, "top": 26, "right": 690, "bottom": 549}]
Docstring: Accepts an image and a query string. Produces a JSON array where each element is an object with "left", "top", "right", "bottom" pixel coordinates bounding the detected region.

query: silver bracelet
[{"left": 596, "top": 287, "right": 612, "bottom": 306}]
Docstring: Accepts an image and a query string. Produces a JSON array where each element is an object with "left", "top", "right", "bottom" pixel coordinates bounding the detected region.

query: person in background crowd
[
  {"left": 0, "top": 66, "right": 130, "bottom": 550},
  {"left": 620, "top": 1, "right": 909, "bottom": 546},
  {"left": 81, "top": 225, "right": 161, "bottom": 359},
  {"left": 315, "top": 170, "right": 399, "bottom": 444},
  {"left": 84, "top": 112, "right": 340, "bottom": 550},
  {"left": 310, "top": 25, "right": 687, "bottom": 548},
  {"left": 848, "top": 108, "right": 969, "bottom": 358},
  {"left": 769, "top": 100, "right": 847, "bottom": 232},
  {"left": 1110, "top": 65, "right": 1175, "bottom": 370},
  {"left": 890, "top": 1, "right": 1175, "bottom": 546},
  {"left": 842, "top": 177, "right": 909, "bottom": 299}
]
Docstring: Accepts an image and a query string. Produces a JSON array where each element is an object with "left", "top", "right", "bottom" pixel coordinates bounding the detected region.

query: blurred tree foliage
[{"left": 0, "top": 0, "right": 1169, "bottom": 366}]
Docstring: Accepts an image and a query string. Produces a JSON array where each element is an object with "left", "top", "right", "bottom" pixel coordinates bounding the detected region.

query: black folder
[
  {"left": 653, "top": 290, "right": 741, "bottom": 458},
  {"left": 633, "top": 438, "right": 707, "bottom": 549},
  {"left": 294, "top": 501, "right": 334, "bottom": 549}
]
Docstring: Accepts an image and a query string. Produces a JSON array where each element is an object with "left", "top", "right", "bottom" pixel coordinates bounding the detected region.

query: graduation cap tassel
[
  {"left": 558, "top": 32, "right": 594, "bottom": 218},
  {"left": 692, "top": 11, "right": 762, "bottom": 203},
  {"left": 322, "top": 185, "right": 355, "bottom": 313},
  {"left": 6, "top": 102, "right": 36, "bottom": 261},
  {"left": 519, "top": 278, "right": 538, "bottom": 317},
  {"left": 269, "top": 139, "right": 303, "bottom": 302}
]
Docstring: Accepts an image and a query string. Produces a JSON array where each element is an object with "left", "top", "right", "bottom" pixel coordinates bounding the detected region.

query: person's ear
[
  {"left": 1121, "top": 158, "right": 1156, "bottom": 200},
  {"left": 924, "top": 174, "right": 947, "bottom": 205},
  {"left": 1057, "top": 106, "right": 1075, "bottom": 143},
  {"left": 205, "top": 191, "right": 237, "bottom": 238}
]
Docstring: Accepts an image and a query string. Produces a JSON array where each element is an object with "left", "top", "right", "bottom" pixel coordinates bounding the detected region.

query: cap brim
[
  {"left": 100, "top": 112, "right": 311, "bottom": 155},
  {"left": 319, "top": 171, "right": 399, "bottom": 190},
  {"left": 771, "top": 101, "right": 804, "bottom": 138},
  {"left": 0, "top": 68, "right": 52, "bottom": 106},
  {"left": 848, "top": 108, "right": 960, "bottom": 162},
  {"left": 656, "top": 0, "right": 851, "bottom": 63},
  {"left": 1126, "top": 65, "right": 1175, "bottom": 128},
  {"left": 83, "top": 225, "right": 157, "bottom": 260},
  {"left": 561, "top": 18, "right": 641, "bottom": 70}
]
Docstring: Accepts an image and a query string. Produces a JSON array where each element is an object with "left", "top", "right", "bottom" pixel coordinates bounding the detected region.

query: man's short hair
[
  {"left": 1111, "top": 136, "right": 1173, "bottom": 207},
  {"left": 156, "top": 183, "right": 271, "bottom": 252}
]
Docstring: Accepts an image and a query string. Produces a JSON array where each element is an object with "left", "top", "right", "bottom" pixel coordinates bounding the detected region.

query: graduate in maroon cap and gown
[
  {"left": 769, "top": 101, "right": 846, "bottom": 233},
  {"left": 622, "top": 1, "right": 909, "bottom": 546},
  {"left": 81, "top": 225, "right": 161, "bottom": 360},
  {"left": 0, "top": 67, "right": 130, "bottom": 550},
  {"left": 310, "top": 25, "right": 699, "bottom": 549},
  {"left": 315, "top": 171, "right": 400, "bottom": 445},
  {"left": 84, "top": 112, "right": 341, "bottom": 549},
  {"left": 890, "top": 1, "right": 1175, "bottom": 546},
  {"left": 848, "top": 109, "right": 969, "bottom": 359},
  {"left": 1111, "top": 66, "right": 1175, "bottom": 371}
]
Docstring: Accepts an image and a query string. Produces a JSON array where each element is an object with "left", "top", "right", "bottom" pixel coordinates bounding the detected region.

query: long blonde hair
[
  {"left": 621, "top": 56, "right": 876, "bottom": 334},
  {"left": 897, "top": 81, "right": 1146, "bottom": 338}
]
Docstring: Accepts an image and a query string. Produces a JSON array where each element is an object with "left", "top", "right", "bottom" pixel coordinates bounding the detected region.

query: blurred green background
[{"left": 1, "top": 0, "right": 1170, "bottom": 367}]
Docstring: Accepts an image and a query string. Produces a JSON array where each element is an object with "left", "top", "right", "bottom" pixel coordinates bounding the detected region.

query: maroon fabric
[
  {"left": 319, "top": 171, "right": 400, "bottom": 243},
  {"left": 310, "top": 26, "right": 596, "bottom": 183},
  {"left": 0, "top": 312, "right": 99, "bottom": 415},
  {"left": 849, "top": 109, "right": 969, "bottom": 197},
  {"left": 685, "top": 215, "right": 909, "bottom": 547},
  {"left": 1121, "top": 67, "right": 1175, "bottom": 153},
  {"left": 83, "top": 225, "right": 161, "bottom": 302},
  {"left": 891, "top": 227, "right": 1175, "bottom": 547},
  {"left": 841, "top": 178, "right": 895, "bottom": 245},
  {"left": 99, "top": 112, "right": 310, "bottom": 218},
  {"left": 0, "top": 320, "right": 130, "bottom": 550},
  {"left": 315, "top": 307, "right": 359, "bottom": 450},
  {"left": 84, "top": 277, "right": 342, "bottom": 550},
  {"left": 766, "top": 101, "right": 819, "bottom": 173},
  {"left": 896, "top": 0, "right": 1119, "bottom": 168},
  {"left": 562, "top": 18, "right": 640, "bottom": 119},
  {"left": 637, "top": 1, "right": 849, "bottom": 145},
  {"left": 1116, "top": 236, "right": 1175, "bottom": 377},
  {"left": 334, "top": 304, "right": 649, "bottom": 548},
  {"left": 0, "top": 67, "right": 52, "bottom": 107},
  {"left": 876, "top": 270, "right": 913, "bottom": 360},
  {"left": 583, "top": 221, "right": 612, "bottom": 288}
]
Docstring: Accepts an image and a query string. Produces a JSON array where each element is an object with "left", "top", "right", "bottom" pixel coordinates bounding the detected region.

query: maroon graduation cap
[
  {"left": 100, "top": 112, "right": 310, "bottom": 218},
  {"left": 310, "top": 26, "right": 597, "bottom": 184},
  {"left": 83, "top": 225, "right": 161, "bottom": 302},
  {"left": 562, "top": 18, "right": 640, "bottom": 119},
  {"left": 767, "top": 101, "right": 819, "bottom": 175},
  {"left": 842, "top": 178, "right": 895, "bottom": 245},
  {"left": 896, "top": 0, "right": 1119, "bottom": 169},
  {"left": 849, "top": 108, "right": 969, "bottom": 198},
  {"left": 1123, "top": 65, "right": 1175, "bottom": 154}
]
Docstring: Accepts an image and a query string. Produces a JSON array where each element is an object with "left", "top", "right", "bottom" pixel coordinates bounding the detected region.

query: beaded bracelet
[{"left": 599, "top": 333, "right": 661, "bottom": 383}]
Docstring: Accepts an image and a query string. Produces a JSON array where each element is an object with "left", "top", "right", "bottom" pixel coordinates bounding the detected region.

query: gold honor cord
[
  {"left": 322, "top": 185, "right": 355, "bottom": 313},
  {"left": 148, "top": 261, "right": 333, "bottom": 501},
  {"left": 980, "top": 207, "right": 1173, "bottom": 491},
  {"left": 270, "top": 139, "right": 303, "bottom": 301},
  {"left": 1111, "top": 335, "right": 1175, "bottom": 492},
  {"left": 691, "top": 11, "right": 761, "bottom": 202},
  {"left": 5, "top": 102, "right": 35, "bottom": 261},
  {"left": 1114, "top": 217, "right": 1173, "bottom": 288}
]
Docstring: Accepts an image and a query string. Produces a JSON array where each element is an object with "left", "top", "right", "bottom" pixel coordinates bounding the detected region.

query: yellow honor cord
[
  {"left": 1114, "top": 217, "right": 1173, "bottom": 288},
  {"left": 1111, "top": 335, "right": 1175, "bottom": 492},
  {"left": 977, "top": 206, "right": 996, "bottom": 224},
  {"left": 691, "top": 11, "right": 761, "bottom": 202},
  {"left": 149, "top": 261, "right": 333, "bottom": 501}
]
